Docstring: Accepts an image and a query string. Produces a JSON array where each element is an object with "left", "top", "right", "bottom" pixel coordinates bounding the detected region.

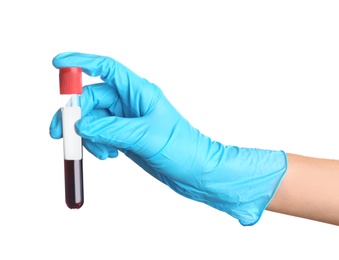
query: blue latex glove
[{"left": 50, "top": 52, "right": 287, "bottom": 226}]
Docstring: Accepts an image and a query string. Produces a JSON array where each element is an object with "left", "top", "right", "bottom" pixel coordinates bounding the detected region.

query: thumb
[{"left": 75, "top": 115, "right": 150, "bottom": 155}]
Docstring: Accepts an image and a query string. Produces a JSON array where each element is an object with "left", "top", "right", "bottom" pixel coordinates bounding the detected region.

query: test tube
[{"left": 59, "top": 67, "right": 84, "bottom": 209}]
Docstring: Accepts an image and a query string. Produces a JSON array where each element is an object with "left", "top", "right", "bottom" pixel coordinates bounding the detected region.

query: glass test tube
[{"left": 59, "top": 67, "right": 84, "bottom": 209}]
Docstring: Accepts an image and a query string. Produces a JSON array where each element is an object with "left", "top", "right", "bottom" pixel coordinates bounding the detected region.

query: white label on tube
[{"left": 61, "top": 107, "right": 82, "bottom": 160}]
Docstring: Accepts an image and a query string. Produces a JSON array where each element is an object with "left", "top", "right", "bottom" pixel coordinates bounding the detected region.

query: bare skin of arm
[{"left": 266, "top": 153, "right": 339, "bottom": 226}]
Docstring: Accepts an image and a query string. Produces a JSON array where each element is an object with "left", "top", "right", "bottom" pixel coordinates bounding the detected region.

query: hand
[{"left": 50, "top": 52, "right": 287, "bottom": 226}]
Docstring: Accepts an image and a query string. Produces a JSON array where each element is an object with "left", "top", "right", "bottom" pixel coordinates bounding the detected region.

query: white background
[{"left": 1, "top": 0, "right": 339, "bottom": 259}]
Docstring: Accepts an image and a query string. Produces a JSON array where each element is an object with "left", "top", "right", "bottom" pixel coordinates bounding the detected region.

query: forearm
[{"left": 267, "top": 153, "right": 339, "bottom": 226}]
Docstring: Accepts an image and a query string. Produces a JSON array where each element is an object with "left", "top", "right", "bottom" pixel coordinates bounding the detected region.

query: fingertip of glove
[
  {"left": 52, "top": 52, "right": 72, "bottom": 68},
  {"left": 49, "top": 128, "right": 62, "bottom": 139},
  {"left": 97, "top": 149, "right": 118, "bottom": 160},
  {"left": 49, "top": 110, "right": 63, "bottom": 139},
  {"left": 109, "top": 149, "right": 119, "bottom": 158},
  {"left": 96, "top": 154, "right": 108, "bottom": 160},
  {"left": 75, "top": 116, "right": 103, "bottom": 137},
  {"left": 52, "top": 52, "right": 83, "bottom": 68},
  {"left": 94, "top": 149, "right": 117, "bottom": 160},
  {"left": 74, "top": 118, "right": 88, "bottom": 136}
]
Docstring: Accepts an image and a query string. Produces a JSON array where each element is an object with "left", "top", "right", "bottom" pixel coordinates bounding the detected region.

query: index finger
[
  {"left": 52, "top": 52, "right": 162, "bottom": 116},
  {"left": 53, "top": 52, "right": 127, "bottom": 78}
]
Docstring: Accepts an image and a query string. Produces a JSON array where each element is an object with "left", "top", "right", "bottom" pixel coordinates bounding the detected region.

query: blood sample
[
  {"left": 64, "top": 159, "right": 83, "bottom": 209},
  {"left": 59, "top": 67, "right": 84, "bottom": 209}
]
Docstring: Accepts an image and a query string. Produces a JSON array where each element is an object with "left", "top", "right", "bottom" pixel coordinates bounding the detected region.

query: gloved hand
[{"left": 50, "top": 52, "right": 287, "bottom": 226}]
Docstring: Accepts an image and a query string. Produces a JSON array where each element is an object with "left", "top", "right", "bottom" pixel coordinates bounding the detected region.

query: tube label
[{"left": 61, "top": 107, "right": 82, "bottom": 160}]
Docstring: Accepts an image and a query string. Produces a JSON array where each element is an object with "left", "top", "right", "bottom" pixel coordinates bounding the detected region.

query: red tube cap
[{"left": 59, "top": 67, "right": 82, "bottom": 94}]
